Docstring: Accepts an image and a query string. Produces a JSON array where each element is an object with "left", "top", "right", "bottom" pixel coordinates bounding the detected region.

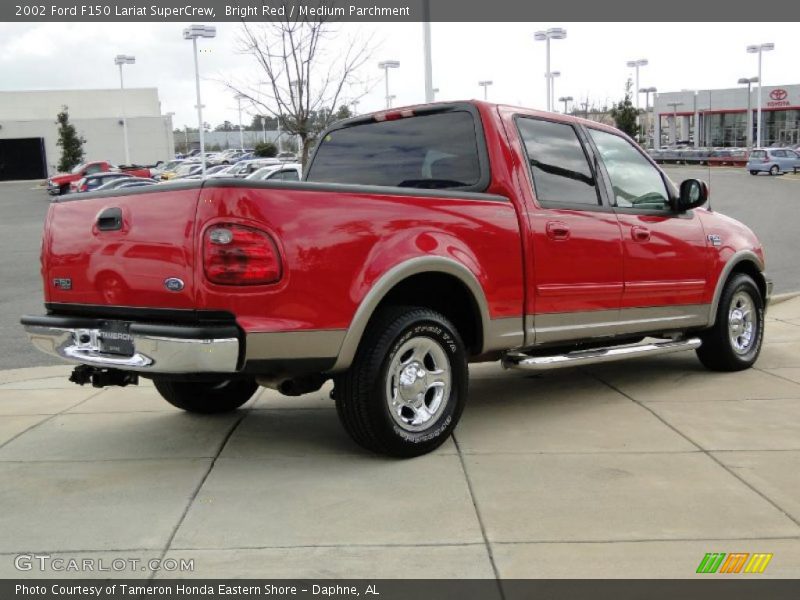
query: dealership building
[
  {"left": 0, "top": 88, "right": 174, "bottom": 181},
  {"left": 653, "top": 83, "right": 800, "bottom": 148}
]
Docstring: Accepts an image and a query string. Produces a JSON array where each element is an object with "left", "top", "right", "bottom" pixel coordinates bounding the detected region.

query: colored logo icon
[{"left": 696, "top": 552, "right": 773, "bottom": 574}]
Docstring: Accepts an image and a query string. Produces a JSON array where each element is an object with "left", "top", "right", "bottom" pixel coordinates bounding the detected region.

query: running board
[{"left": 502, "top": 338, "right": 702, "bottom": 371}]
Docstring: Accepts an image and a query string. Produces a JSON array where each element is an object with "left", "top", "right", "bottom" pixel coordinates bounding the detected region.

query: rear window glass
[
  {"left": 750, "top": 150, "right": 766, "bottom": 159},
  {"left": 306, "top": 111, "right": 482, "bottom": 189}
]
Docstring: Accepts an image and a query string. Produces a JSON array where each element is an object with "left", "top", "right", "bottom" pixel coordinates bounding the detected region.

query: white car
[{"left": 245, "top": 163, "right": 302, "bottom": 182}]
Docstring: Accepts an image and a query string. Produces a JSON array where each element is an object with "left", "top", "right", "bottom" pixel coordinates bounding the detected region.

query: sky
[{"left": 0, "top": 21, "right": 798, "bottom": 129}]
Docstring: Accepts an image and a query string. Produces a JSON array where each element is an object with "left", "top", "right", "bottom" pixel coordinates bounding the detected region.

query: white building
[
  {"left": 0, "top": 88, "right": 174, "bottom": 180},
  {"left": 654, "top": 84, "right": 800, "bottom": 148}
]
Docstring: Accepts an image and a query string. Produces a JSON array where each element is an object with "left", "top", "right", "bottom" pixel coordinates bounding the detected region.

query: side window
[
  {"left": 589, "top": 128, "right": 670, "bottom": 211},
  {"left": 772, "top": 150, "right": 785, "bottom": 158},
  {"left": 517, "top": 118, "right": 600, "bottom": 207},
  {"left": 274, "top": 170, "right": 300, "bottom": 181}
]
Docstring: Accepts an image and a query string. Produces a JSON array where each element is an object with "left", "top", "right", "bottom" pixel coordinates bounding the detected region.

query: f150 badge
[
  {"left": 52, "top": 278, "right": 72, "bottom": 290},
  {"left": 707, "top": 234, "right": 722, "bottom": 247}
]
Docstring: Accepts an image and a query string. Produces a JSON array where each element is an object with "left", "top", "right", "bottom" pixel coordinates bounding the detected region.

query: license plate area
[{"left": 74, "top": 321, "right": 135, "bottom": 357}]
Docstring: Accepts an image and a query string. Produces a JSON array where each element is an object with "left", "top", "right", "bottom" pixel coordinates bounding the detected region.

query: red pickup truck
[
  {"left": 47, "top": 161, "right": 153, "bottom": 195},
  {"left": 23, "top": 102, "right": 771, "bottom": 457}
]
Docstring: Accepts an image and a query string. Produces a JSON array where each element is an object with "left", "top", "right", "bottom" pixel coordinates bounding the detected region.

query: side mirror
[{"left": 677, "top": 179, "right": 708, "bottom": 211}]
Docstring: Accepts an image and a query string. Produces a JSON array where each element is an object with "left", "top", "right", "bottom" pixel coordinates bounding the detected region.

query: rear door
[
  {"left": 46, "top": 186, "right": 200, "bottom": 308},
  {"left": 586, "top": 127, "right": 710, "bottom": 333},
  {"left": 514, "top": 116, "right": 625, "bottom": 344}
]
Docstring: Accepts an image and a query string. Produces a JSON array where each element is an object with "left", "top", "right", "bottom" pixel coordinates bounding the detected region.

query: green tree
[
  {"left": 55, "top": 106, "right": 85, "bottom": 172},
  {"left": 215, "top": 121, "right": 235, "bottom": 132},
  {"left": 254, "top": 142, "right": 277, "bottom": 158},
  {"left": 610, "top": 79, "right": 641, "bottom": 139}
]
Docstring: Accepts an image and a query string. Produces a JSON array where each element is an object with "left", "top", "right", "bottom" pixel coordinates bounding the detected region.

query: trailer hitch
[{"left": 69, "top": 365, "right": 139, "bottom": 388}]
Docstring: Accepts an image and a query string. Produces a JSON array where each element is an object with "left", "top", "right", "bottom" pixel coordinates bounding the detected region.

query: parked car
[
  {"left": 747, "top": 148, "right": 800, "bottom": 175},
  {"left": 246, "top": 163, "right": 302, "bottom": 181},
  {"left": 23, "top": 101, "right": 771, "bottom": 458},
  {"left": 69, "top": 172, "right": 133, "bottom": 193},
  {"left": 94, "top": 177, "right": 157, "bottom": 191},
  {"left": 179, "top": 165, "right": 233, "bottom": 180},
  {"left": 47, "top": 161, "right": 152, "bottom": 195},
  {"left": 151, "top": 159, "right": 184, "bottom": 179},
  {"left": 226, "top": 158, "right": 280, "bottom": 178}
]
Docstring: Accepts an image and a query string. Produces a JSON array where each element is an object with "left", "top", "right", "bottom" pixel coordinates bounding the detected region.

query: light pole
[
  {"left": 534, "top": 27, "right": 566, "bottom": 112},
  {"left": 350, "top": 99, "right": 360, "bottom": 115},
  {"left": 639, "top": 87, "right": 657, "bottom": 148},
  {"left": 558, "top": 95, "right": 573, "bottom": 114},
  {"left": 432, "top": 87, "right": 439, "bottom": 100},
  {"left": 747, "top": 43, "right": 774, "bottom": 148},
  {"left": 422, "top": 0, "right": 433, "bottom": 103},
  {"left": 626, "top": 59, "right": 648, "bottom": 110},
  {"left": 164, "top": 111, "right": 175, "bottom": 160},
  {"left": 549, "top": 71, "right": 560, "bottom": 112},
  {"left": 114, "top": 54, "right": 135, "bottom": 165},
  {"left": 234, "top": 94, "right": 246, "bottom": 151},
  {"left": 667, "top": 101, "right": 684, "bottom": 146},
  {"left": 387, "top": 94, "right": 397, "bottom": 109},
  {"left": 738, "top": 76, "right": 758, "bottom": 148},
  {"left": 478, "top": 80, "right": 493, "bottom": 101},
  {"left": 183, "top": 24, "right": 216, "bottom": 177},
  {"left": 378, "top": 60, "right": 400, "bottom": 109}
]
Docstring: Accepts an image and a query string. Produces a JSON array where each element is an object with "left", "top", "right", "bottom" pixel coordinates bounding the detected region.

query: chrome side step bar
[{"left": 502, "top": 337, "right": 702, "bottom": 371}]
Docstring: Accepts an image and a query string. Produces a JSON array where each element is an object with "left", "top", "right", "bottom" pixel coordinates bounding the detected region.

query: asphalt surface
[{"left": 0, "top": 168, "right": 798, "bottom": 370}]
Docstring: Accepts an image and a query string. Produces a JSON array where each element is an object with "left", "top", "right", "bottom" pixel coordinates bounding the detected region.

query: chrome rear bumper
[{"left": 21, "top": 315, "right": 240, "bottom": 374}]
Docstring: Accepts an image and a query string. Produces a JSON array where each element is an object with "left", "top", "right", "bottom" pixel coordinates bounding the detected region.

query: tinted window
[
  {"left": 306, "top": 111, "right": 482, "bottom": 189},
  {"left": 270, "top": 169, "right": 300, "bottom": 181},
  {"left": 750, "top": 150, "right": 766, "bottom": 159},
  {"left": 516, "top": 118, "right": 599, "bottom": 206},
  {"left": 588, "top": 128, "right": 670, "bottom": 211}
]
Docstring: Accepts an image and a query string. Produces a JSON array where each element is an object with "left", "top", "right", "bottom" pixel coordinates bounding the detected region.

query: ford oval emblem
[{"left": 164, "top": 277, "right": 185, "bottom": 292}]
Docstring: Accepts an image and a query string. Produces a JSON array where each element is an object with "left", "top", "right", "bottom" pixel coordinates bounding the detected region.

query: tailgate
[{"left": 45, "top": 185, "right": 200, "bottom": 308}]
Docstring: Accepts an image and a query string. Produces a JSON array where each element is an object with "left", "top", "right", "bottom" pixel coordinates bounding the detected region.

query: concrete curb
[{"left": 771, "top": 291, "right": 800, "bottom": 305}]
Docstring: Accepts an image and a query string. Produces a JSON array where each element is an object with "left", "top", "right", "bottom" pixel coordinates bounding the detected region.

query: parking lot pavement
[{"left": 0, "top": 298, "right": 797, "bottom": 579}]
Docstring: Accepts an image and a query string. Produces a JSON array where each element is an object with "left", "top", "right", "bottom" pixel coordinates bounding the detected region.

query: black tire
[
  {"left": 749, "top": 170, "right": 758, "bottom": 175},
  {"left": 334, "top": 307, "right": 468, "bottom": 458},
  {"left": 153, "top": 378, "right": 258, "bottom": 413},
  {"left": 769, "top": 165, "right": 779, "bottom": 176},
  {"left": 696, "top": 273, "right": 764, "bottom": 372},
  {"left": 59, "top": 184, "right": 70, "bottom": 195}
]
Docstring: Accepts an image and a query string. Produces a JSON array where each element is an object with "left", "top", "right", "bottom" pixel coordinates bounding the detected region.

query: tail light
[
  {"left": 762, "top": 157, "right": 769, "bottom": 163},
  {"left": 203, "top": 223, "right": 282, "bottom": 285}
]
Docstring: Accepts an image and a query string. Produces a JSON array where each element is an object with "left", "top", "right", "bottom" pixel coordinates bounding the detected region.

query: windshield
[
  {"left": 306, "top": 110, "right": 483, "bottom": 189},
  {"left": 70, "top": 163, "right": 86, "bottom": 174}
]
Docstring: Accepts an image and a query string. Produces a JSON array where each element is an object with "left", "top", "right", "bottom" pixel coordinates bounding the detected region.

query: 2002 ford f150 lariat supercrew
[{"left": 22, "top": 101, "right": 772, "bottom": 457}]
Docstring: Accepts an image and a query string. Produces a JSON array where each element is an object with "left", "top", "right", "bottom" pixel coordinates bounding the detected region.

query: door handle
[
  {"left": 631, "top": 225, "right": 650, "bottom": 242},
  {"left": 546, "top": 221, "right": 570, "bottom": 240},
  {"left": 96, "top": 207, "right": 123, "bottom": 231}
]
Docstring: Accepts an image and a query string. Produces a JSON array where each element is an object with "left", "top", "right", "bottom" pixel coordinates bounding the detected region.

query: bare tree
[{"left": 226, "top": 17, "right": 374, "bottom": 165}]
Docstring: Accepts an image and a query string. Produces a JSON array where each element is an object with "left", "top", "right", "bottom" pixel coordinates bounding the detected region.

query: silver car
[{"left": 747, "top": 148, "right": 800, "bottom": 175}]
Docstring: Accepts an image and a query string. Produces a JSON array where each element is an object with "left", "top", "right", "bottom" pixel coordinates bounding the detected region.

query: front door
[{"left": 586, "top": 127, "right": 711, "bottom": 335}]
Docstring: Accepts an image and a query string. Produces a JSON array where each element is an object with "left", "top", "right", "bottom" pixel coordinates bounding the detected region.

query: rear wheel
[
  {"left": 334, "top": 307, "right": 468, "bottom": 458},
  {"left": 153, "top": 378, "right": 258, "bottom": 413},
  {"left": 769, "top": 165, "right": 779, "bottom": 176},
  {"left": 749, "top": 170, "right": 758, "bottom": 175},
  {"left": 696, "top": 273, "right": 764, "bottom": 371}
]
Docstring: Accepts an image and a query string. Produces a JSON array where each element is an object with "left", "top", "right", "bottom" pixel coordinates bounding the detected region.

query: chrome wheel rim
[
  {"left": 729, "top": 291, "right": 756, "bottom": 354},
  {"left": 386, "top": 336, "right": 451, "bottom": 432}
]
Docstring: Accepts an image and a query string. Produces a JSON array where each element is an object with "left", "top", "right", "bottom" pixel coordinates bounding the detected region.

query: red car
[
  {"left": 23, "top": 101, "right": 771, "bottom": 457},
  {"left": 47, "top": 161, "right": 152, "bottom": 195}
]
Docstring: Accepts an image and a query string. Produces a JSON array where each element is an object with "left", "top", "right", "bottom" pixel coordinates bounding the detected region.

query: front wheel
[
  {"left": 153, "top": 378, "right": 258, "bottom": 413},
  {"left": 334, "top": 307, "right": 468, "bottom": 457},
  {"left": 696, "top": 273, "right": 764, "bottom": 371},
  {"left": 749, "top": 170, "right": 758, "bottom": 175},
  {"left": 769, "top": 165, "right": 779, "bottom": 176}
]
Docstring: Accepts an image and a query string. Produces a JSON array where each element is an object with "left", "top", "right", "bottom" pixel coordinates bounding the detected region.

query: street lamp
[
  {"left": 558, "top": 95, "right": 573, "bottom": 114},
  {"left": 234, "top": 94, "right": 246, "bottom": 151},
  {"left": 478, "top": 80, "right": 493, "bottom": 101},
  {"left": 667, "top": 101, "right": 684, "bottom": 146},
  {"left": 350, "top": 99, "right": 360, "bottom": 115},
  {"left": 549, "top": 71, "right": 560, "bottom": 112},
  {"left": 626, "top": 59, "right": 648, "bottom": 110},
  {"left": 432, "top": 87, "right": 439, "bottom": 100},
  {"left": 164, "top": 111, "right": 175, "bottom": 160},
  {"left": 387, "top": 94, "right": 397, "bottom": 109},
  {"left": 747, "top": 43, "right": 774, "bottom": 148},
  {"left": 638, "top": 88, "right": 656, "bottom": 148},
  {"left": 738, "top": 77, "right": 758, "bottom": 148},
  {"left": 183, "top": 24, "right": 216, "bottom": 177},
  {"left": 378, "top": 60, "right": 400, "bottom": 109},
  {"left": 114, "top": 54, "right": 135, "bottom": 165},
  {"left": 534, "top": 27, "right": 566, "bottom": 112}
]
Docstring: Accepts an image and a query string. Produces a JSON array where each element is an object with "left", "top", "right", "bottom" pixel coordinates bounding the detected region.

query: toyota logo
[{"left": 770, "top": 89, "right": 788, "bottom": 101}]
